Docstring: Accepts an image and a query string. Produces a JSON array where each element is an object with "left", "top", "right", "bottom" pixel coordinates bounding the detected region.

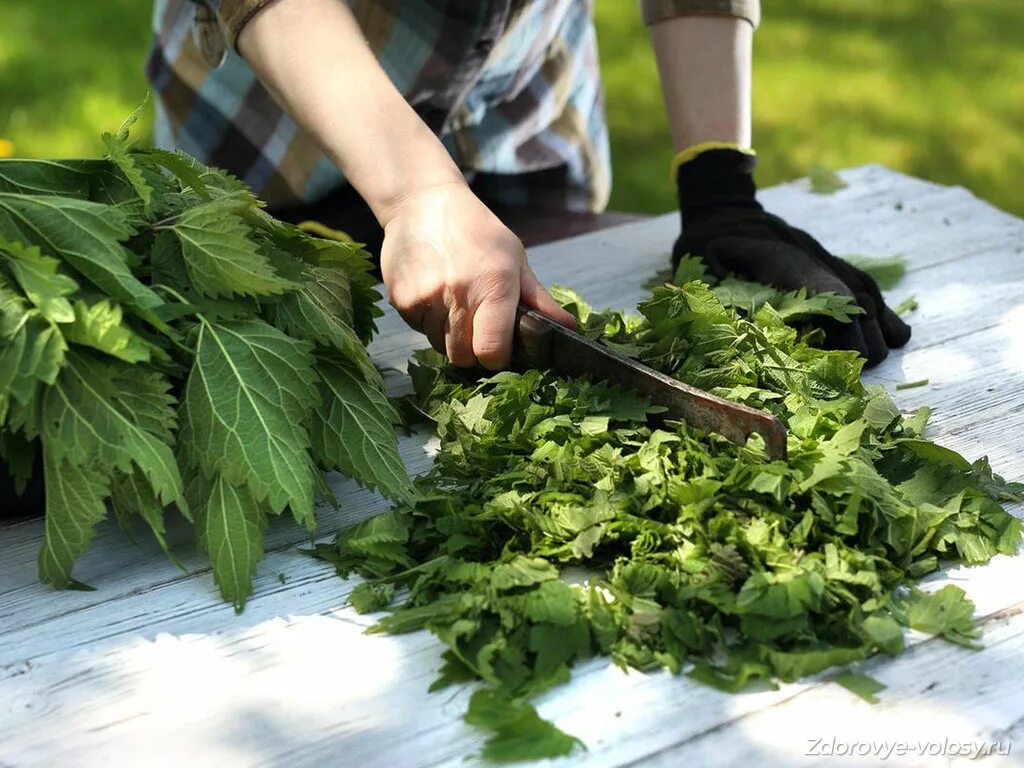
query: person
[{"left": 147, "top": 0, "right": 910, "bottom": 372}]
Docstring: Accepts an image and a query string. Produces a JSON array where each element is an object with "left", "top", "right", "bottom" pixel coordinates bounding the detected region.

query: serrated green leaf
[
  {"left": 0, "top": 191, "right": 160, "bottom": 309},
  {"left": 861, "top": 614, "right": 905, "bottom": 654},
  {"left": 465, "top": 690, "right": 583, "bottom": 763},
  {"left": 110, "top": 468, "right": 181, "bottom": 565},
  {"left": 0, "top": 158, "right": 114, "bottom": 199},
  {"left": 773, "top": 289, "right": 865, "bottom": 323},
  {"left": 41, "top": 349, "right": 185, "bottom": 511},
  {"left": 349, "top": 581, "right": 395, "bottom": 613},
  {"left": 265, "top": 265, "right": 380, "bottom": 384},
  {"left": 311, "top": 356, "right": 411, "bottom": 500},
  {"left": 892, "top": 585, "right": 982, "bottom": 649},
  {"left": 131, "top": 147, "right": 211, "bottom": 199},
  {"left": 673, "top": 253, "right": 709, "bottom": 285},
  {"left": 180, "top": 317, "right": 318, "bottom": 522},
  {"left": 195, "top": 474, "right": 266, "bottom": 611},
  {"left": 114, "top": 99, "right": 147, "bottom": 142},
  {"left": 64, "top": 299, "right": 152, "bottom": 363},
  {"left": 169, "top": 201, "right": 295, "bottom": 299},
  {"left": 307, "top": 239, "right": 381, "bottom": 343},
  {"left": 713, "top": 276, "right": 778, "bottom": 310},
  {"left": 0, "top": 273, "right": 67, "bottom": 404},
  {"left": 103, "top": 132, "right": 152, "bottom": 213},
  {"left": 0, "top": 239, "right": 78, "bottom": 323},
  {"left": 38, "top": 447, "right": 110, "bottom": 588}
]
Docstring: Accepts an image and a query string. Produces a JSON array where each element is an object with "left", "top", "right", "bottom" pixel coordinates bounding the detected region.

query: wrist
[{"left": 375, "top": 173, "right": 469, "bottom": 232}]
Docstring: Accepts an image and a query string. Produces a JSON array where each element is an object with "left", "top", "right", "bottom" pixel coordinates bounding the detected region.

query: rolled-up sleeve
[
  {"left": 640, "top": 0, "right": 761, "bottom": 29},
  {"left": 204, "top": 0, "right": 274, "bottom": 49}
]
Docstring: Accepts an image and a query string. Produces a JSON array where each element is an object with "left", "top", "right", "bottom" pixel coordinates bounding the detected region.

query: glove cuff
[
  {"left": 670, "top": 141, "right": 755, "bottom": 182},
  {"left": 674, "top": 145, "right": 760, "bottom": 217}
]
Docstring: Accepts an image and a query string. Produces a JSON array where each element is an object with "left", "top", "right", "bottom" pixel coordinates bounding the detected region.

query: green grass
[{"left": 3, "top": 1, "right": 1022, "bottom": 216}]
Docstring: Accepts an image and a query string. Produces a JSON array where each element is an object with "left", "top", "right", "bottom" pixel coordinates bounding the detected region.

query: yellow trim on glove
[
  {"left": 297, "top": 220, "right": 354, "bottom": 243},
  {"left": 670, "top": 141, "right": 756, "bottom": 182}
]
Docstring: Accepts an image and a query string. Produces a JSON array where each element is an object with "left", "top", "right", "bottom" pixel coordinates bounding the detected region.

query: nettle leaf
[
  {"left": 130, "top": 147, "right": 211, "bottom": 199},
  {"left": 169, "top": 200, "right": 296, "bottom": 299},
  {"left": 893, "top": 585, "right": 982, "bottom": 649},
  {"left": 311, "top": 356, "right": 411, "bottom": 500},
  {"left": 0, "top": 273, "right": 67, "bottom": 404},
  {"left": 673, "top": 253, "right": 709, "bottom": 285},
  {"left": 845, "top": 255, "right": 907, "bottom": 290},
  {"left": 773, "top": 289, "right": 865, "bottom": 324},
  {"left": 0, "top": 191, "right": 160, "bottom": 309},
  {"left": 195, "top": 474, "right": 267, "bottom": 611},
  {"left": 180, "top": 318, "right": 319, "bottom": 523},
  {"left": 41, "top": 349, "right": 184, "bottom": 510},
  {"left": 65, "top": 299, "right": 152, "bottom": 363},
  {"left": 0, "top": 158, "right": 114, "bottom": 199},
  {"left": 0, "top": 239, "right": 78, "bottom": 323},
  {"left": 834, "top": 671, "right": 886, "bottom": 704},
  {"left": 310, "top": 239, "right": 382, "bottom": 343},
  {"left": 464, "top": 690, "right": 583, "bottom": 763},
  {"left": 110, "top": 468, "right": 178, "bottom": 561},
  {"left": 38, "top": 447, "right": 110, "bottom": 588},
  {"left": 103, "top": 132, "right": 152, "bottom": 213},
  {"left": 265, "top": 265, "right": 380, "bottom": 384},
  {"left": 0, "top": 135, "right": 401, "bottom": 611}
]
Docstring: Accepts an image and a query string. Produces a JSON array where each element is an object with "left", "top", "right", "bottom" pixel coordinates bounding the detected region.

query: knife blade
[{"left": 514, "top": 305, "right": 787, "bottom": 460}]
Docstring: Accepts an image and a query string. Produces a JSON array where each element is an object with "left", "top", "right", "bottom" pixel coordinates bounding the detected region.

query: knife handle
[{"left": 513, "top": 304, "right": 556, "bottom": 369}]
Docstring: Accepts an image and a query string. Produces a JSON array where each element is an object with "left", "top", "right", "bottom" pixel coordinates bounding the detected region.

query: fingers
[
  {"left": 821, "top": 315, "right": 870, "bottom": 362},
  {"left": 472, "top": 284, "right": 519, "bottom": 371},
  {"left": 444, "top": 302, "right": 477, "bottom": 368},
  {"left": 786, "top": 229, "right": 913, "bottom": 362},
  {"left": 520, "top": 265, "right": 576, "bottom": 330},
  {"left": 879, "top": 305, "right": 912, "bottom": 349},
  {"left": 420, "top": 302, "right": 447, "bottom": 356}
]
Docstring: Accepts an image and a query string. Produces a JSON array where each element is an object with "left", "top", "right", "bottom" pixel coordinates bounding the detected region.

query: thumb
[{"left": 520, "top": 265, "right": 577, "bottom": 330}]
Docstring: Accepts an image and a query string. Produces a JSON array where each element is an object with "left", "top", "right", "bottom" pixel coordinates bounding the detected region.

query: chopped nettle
[{"left": 317, "top": 268, "right": 1021, "bottom": 762}]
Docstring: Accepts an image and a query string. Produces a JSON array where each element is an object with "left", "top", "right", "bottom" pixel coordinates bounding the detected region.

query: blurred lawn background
[{"left": 1, "top": 0, "right": 1022, "bottom": 215}]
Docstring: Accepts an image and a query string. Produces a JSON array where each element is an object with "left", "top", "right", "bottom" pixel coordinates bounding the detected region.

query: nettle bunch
[{"left": 0, "top": 111, "right": 410, "bottom": 608}]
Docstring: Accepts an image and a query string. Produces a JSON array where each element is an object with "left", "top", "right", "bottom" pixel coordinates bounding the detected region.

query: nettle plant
[{"left": 0, "top": 110, "right": 410, "bottom": 608}]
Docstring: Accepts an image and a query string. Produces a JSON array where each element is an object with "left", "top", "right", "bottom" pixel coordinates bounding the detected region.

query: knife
[{"left": 514, "top": 304, "right": 788, "bottom": 460}]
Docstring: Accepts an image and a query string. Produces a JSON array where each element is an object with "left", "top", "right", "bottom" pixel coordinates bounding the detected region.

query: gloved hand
[{"left": 672, "top": 146, "right": 911, "bottom": 366}]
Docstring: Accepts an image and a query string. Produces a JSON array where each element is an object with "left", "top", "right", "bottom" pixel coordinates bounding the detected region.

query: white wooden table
[{"left": 2, "top": 167, "right": 1023, "bottom": 768}]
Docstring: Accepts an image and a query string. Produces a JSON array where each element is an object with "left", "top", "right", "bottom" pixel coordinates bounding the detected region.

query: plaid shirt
[{"left": 147, "top": 0, "right": 759, "bottom": 212}]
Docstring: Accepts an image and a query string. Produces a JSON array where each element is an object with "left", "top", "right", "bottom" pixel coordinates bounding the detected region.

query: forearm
[
  {"left": 237, "top": 0, "right": 463, "bottom": 225},
  {"left": 649, "top": 15, "right": 753, "bottom": 151}
]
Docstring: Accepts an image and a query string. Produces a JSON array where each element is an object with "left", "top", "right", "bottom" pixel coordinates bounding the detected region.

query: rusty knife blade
[{"left": 514, "top": 305, "right": 787, "bottom": 460}]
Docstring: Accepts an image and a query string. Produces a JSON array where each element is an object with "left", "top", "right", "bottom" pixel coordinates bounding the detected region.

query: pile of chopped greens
[
  {"left": 0, "top": 113, "right": 409, "bottom": 608},
  {"left": 316, "top": 261, "right": 1021, "bottom": 762}
]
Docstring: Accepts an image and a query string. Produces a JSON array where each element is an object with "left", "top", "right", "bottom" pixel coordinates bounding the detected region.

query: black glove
[{"left": 672, "top": 148, "right": 910, "bottom": 366}]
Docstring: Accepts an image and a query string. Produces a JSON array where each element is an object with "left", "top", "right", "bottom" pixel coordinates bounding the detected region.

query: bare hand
[{"left": 380, "top": 182, "right": 575, "bottom": 369}]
